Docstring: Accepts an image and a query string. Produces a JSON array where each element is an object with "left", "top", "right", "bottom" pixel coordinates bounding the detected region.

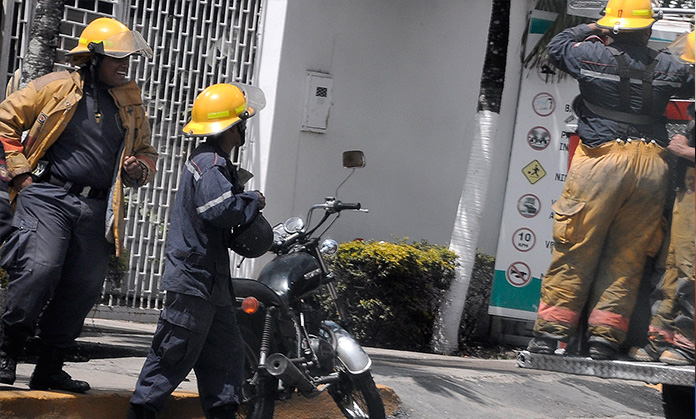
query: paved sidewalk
[{"left": 0, "top": 318, "right": 401, "bottom": 418}]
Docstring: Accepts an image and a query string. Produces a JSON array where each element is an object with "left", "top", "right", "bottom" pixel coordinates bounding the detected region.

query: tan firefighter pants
[
  {"left": 649, "top": 166, "right": 695, "bottom": 353},
  {"left": 534, "top": 139, "right": 669, "bottom": 347}
]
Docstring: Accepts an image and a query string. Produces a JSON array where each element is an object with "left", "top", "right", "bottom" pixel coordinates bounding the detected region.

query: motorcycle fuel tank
[{"left": 257, "top": 252, "right": 323, "bottom": 302}]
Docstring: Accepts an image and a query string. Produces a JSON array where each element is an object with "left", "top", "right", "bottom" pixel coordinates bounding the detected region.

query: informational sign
[
  {"left": 489, "top": 12, "right": 692, "bottom": 321},
  {"left": 490, "top": 10, "right": 581, "bottom": 321}
]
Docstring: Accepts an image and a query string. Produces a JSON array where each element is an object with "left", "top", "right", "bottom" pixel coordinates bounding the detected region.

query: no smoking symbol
[{"left": 507, "top": 262, "right": 531, "bottom": 287}]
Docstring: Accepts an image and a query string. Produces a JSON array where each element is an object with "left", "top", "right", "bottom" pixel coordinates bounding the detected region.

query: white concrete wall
[{"left": 254, "top": 0, "right": 521, "bottom": 257}]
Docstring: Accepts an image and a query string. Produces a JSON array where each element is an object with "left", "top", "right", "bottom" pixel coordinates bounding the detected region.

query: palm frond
[{"left": 522, "top": 0, "right": 592, "bottom": 71}]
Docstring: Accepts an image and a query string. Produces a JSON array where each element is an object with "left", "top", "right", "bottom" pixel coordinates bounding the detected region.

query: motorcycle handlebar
[
  {"left": 335, "top": 202, "right": 361, "bottom": 211},
  {"left": 273, "top": 200, "right": 365, "bottom": 254},
  {"left": 310, "top": 200, "right": 362, "bottom": 214}
]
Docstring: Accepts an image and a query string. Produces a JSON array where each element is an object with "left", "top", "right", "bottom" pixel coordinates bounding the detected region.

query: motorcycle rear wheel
[{"left": 329, "top": 370, "right": 385, "bottom": 419}]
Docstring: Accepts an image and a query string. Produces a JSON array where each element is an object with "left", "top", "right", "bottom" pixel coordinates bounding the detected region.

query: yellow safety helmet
[
  {"left": 596, "top": 0, "right": 658, "bottom": 34},
  {"left": 66, "top": 17, "right": 152, "bottom": 64},
  {"left": 183, "top": 83, "right": 266, "bottom": 137},
  {"left": 667, "top": 31, "right": 695, "bottom": 64}
]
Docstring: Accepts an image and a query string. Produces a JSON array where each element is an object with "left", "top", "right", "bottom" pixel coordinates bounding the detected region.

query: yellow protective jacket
[{"left": 0, "top": 70, "right": 158, "bottom": 255}]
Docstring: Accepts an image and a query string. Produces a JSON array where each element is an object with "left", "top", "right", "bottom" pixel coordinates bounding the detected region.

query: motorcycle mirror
[
  {"left": 335, "top": 151, "right": 365, "bottom": 198},
  {"left": 320, "top": 238, "right": 338, "bottom": 255},
  {"left": 284, "top": 216, "right": 304, "bottom": 233},
  {"left": 342, "top": 150, "right": 365, "bottom": 169}
]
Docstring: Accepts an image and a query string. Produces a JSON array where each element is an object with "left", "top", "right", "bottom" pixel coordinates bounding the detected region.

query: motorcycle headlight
[{"left": 284, "top": 216, "right": 304, "bottom": 233}]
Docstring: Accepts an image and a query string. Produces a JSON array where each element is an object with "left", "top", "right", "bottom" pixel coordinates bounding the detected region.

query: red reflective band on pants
[
  {"left": 538, "top": 302, "right": 581, "bottom": 326},
  {"left": 648, "top": 325, "right": 675, "bottom": 343},
  {"left": 674, "top": 333, "right": 695, "bottom": 351},
  {"left": 588, "top": 309, "right": 629, "bottom": 333}
]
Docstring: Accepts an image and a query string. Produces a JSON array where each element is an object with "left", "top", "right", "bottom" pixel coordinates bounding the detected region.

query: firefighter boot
[
  {"left": 206, "top": 404, "right": 238, "bottom": 419},
  {"left": 628, "top": 339, "right": 668, "bottom": 362},
  {"left": 0, "top": 332, "right": 26, "bottom": 385},
  {"left": 126, "top": 403, "right": 157, "bottom": 419},
  {"left": 29, "top": 344, "right": 90, "bottom": 393},
  {"left": 527, "top": 336, "right": 558, "bottom": 355},
  {"left": 588, "top": 340, "right": 618, "bottom": 361},
  {"left": 660, "top": 347, "right": 695, "bottom": 366}
]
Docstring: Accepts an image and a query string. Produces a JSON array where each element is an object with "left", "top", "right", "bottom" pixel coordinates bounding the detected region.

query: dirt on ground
[{"left": 458, "top": 341, "right": 521, "bottom": 360}]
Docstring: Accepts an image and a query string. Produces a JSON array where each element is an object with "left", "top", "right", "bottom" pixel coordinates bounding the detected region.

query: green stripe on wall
[
  {"left": 529, "top": 18, "right": 553, "bottom": 35},
  {"left": 489, "top": 270, "right": 542, "bottom": 314}
]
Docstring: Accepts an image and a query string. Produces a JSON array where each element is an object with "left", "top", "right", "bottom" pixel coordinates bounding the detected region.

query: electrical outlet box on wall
[{"left": 301, "top": 71, "right": 333, "bottom": 133}]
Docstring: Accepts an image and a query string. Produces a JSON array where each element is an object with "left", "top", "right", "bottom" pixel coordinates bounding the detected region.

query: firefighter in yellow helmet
[
  {"left": 0, "top": 17, "right": 157, "bottom": 393},
  {"left": 66, "top": 17, "right": 152, "bottom": 66},
  {"left": 629, "top": 30, "right": 695, "bottom": 366},
  {"left": 667, "top": 30, "right": 696, "bottom": 65},
  {"left": 595, "top": 0, "right": 660, "bottom": 34},
  {"left": 526, "top": 0, "right": 694, "bottom": 360},
  {"left": 129, "top": 83, "right": 267, "bottom": 418}
]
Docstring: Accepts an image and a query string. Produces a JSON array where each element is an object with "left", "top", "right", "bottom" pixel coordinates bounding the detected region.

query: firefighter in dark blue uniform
[
  {"left": 0, "top": 18, "right": 156, "bottom": 393},
  {"left": 527, "top": 0, "right": 694, "bottom": 360},
  {"left": 129, "top": 83, "right": 269, "bottom": 419}
]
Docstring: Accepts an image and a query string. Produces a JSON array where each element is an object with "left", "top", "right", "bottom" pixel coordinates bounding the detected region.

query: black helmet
[{"left": 229, "top": 213, "right": 273, "bottom": 258}]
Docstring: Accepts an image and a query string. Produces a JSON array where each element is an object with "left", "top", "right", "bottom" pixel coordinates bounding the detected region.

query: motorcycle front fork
[{"left": 258, "top": 307, "right": 275, "bottom": 368}]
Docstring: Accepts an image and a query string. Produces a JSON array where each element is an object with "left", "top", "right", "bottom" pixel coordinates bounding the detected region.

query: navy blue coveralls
[
  {"left": 131, "top": 140, "right": 262, "bottom": 414},
  {"left": 1, "top": 77, "right": 120, "bottom": 350}
]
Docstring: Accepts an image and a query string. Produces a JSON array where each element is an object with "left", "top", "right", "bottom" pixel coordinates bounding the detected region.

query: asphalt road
[
  {"left": 3, "top": 340, "right": 669, "bottom": 419},
  {"left": 13, "top": 319, "right": 662, "bottom": 419},
  {"left": 366, "top": 348, "right": 665, "bottom": 419}
]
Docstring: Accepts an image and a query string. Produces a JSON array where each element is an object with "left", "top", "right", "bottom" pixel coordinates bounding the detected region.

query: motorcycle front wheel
[
  {"left": 238, "top": 325, "right": 277, "bottom": 419},
  {"left": 328, "top": 370, "right": 385, "bottom": 419}
]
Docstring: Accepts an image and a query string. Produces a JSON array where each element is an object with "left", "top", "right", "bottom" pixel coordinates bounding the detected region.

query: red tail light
[{"left": 242, "top": 297, "right": 259, "bottom": 314}]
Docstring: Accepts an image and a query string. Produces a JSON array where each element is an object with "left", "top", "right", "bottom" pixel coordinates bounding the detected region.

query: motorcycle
[{"left": 232, "top": 151, "right": 386, "bottom": 419}]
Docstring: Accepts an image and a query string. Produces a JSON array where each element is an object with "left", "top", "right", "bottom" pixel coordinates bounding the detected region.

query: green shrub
[{"left": 323, "top": 239, "right": 457, "bottom": 352}]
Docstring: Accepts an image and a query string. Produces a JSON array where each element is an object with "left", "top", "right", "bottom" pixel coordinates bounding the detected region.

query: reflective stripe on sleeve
[{"left": 196, "top": 190, "right": 234, "bottom": 215}]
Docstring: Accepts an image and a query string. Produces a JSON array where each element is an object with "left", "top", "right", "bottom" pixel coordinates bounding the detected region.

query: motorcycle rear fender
[{"left": 322, "top": 320, "right": 372, "bottom": 375}]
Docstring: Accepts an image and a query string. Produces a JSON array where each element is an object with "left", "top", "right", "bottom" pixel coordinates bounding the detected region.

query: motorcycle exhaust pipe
[{"left": 265, "top": 353, "right": 318, "bottom": 397}]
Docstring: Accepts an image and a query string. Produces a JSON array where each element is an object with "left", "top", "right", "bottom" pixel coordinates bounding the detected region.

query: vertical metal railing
[{"left": 111, "top": 0, "right": 264, "bottom": 313}]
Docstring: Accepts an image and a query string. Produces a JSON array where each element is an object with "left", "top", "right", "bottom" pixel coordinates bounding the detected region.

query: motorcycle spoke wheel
[
  {"left": 329, "top": 371, "right": 385, "bottom": 419},
  {"left": 239, "top": 326, "right": 277, "bottom": 419}
]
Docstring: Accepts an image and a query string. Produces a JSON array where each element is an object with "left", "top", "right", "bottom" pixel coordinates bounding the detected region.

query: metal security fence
[
  {"left": 0, "top": 0, "right": 265, "bottom": 318},
  {"left": 1, "top": 0, "right": 123, "bottom": 96}
]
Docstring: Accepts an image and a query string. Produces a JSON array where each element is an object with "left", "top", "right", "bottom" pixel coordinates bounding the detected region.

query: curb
[
  {"left": 0, "top": 385, "right": 400, "bottom": 418},
  {"left": 0, "top": 389, "right": 201, "bottom": 419}
]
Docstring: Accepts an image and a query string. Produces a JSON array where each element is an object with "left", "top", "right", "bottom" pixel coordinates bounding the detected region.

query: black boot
[
  {"left": 206, "top": 404, "right": 237, "bottom": 419},
  {"left": 126, "top": 403, "right": 157, "bottom": 419},
  {"left": 0, "top": 350, "right": 17, "bottom": 385},
  {"left": 29, "top": 344, "right": 90, "bottom": 393},
  {"left": 0, "top": 332, "right": 26, "bottom": 385},
  {"left": 588, "top": 339, "right": 618, "bottom": 361}
]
